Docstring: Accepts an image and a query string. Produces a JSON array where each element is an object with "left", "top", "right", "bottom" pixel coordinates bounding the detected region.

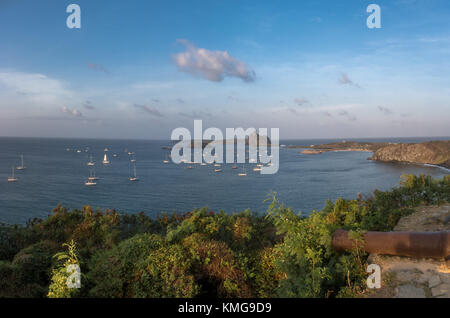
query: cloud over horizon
[
  {"left": 173, "top": 39, "right": 256, "bottom": 82},
  {"left": 83, "top": 100, "right": 95, "bottom": 110},
  {"left": 133, "top": 104, "right": 164, "bottom": 117},
  {"left": 378, "top": 106, "right": 393, "bottom": 115},
  {"left": 338, "top": 110, "right": 357, "bottom": 121},
  {"left": 61, "top": 106, "right": 83, "bottom": 117}
]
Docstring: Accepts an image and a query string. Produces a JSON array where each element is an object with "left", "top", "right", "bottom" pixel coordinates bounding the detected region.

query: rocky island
[{"left": 290, "top": 140, "right": 450, "bottom": 169}]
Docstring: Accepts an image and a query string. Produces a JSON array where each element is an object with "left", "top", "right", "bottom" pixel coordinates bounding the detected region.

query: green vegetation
[{"left": 0, "top": 174, "right": 448, "bottom": 298}]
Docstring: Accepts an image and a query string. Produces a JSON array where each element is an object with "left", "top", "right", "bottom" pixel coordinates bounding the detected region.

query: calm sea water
[{"left": 0, "top": 137, "right": 448, "bottom": 224}]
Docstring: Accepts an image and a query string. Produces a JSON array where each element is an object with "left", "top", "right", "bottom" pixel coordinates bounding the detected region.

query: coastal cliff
[{"left": 369, "top": 141, "right": 450, "bottom": 169}]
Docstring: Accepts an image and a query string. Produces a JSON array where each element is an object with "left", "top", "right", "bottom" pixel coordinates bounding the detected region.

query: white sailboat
[
  {"left": 87, "top": 154, "right": 95, "bottom": 166},
  {"left": 17, "top": 154, "right": 26, "bottom": 170},
  {"left": 8, "top": 167, "right": 18, "bottom": 182},
  {"left": 85, "top": 167, "right": 97, "bottom": 186},
  {"left": 102, "top": 153, "right": 110, "bottom": 165},
  {"left": 130, "top": 162, "right": 139, "bottom": 181},
  {"left": 85, "top": 179, "right": 96, "bottom": 186}
]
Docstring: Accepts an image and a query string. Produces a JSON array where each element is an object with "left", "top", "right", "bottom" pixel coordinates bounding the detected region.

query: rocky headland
[
  {"left": 290, "top": 140, "right": 450, "bottom": 169},
  {"left": 369, "top": 141, "right": 450, "bottom": 169}
]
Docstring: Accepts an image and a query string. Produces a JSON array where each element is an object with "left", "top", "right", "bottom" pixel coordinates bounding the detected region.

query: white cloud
[
  {"left": 173, "top": 39, "right": 256, "bottom": 82},
  {"left": 61, "top": 106, "right": 83, "bottom": 117},
  {"left": 0, "top": 70, "right": 73, "bottom": 105}
]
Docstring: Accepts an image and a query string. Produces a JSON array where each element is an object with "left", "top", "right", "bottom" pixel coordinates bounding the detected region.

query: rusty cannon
[{"left": 332, "top": 229, "right": 450, "bottom": 260}]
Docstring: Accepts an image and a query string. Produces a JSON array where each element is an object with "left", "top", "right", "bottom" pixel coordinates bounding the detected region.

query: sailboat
[
  {"left": 88, "top": 167, "right": 99, "bottom": 181},
  {"left": 85, "top": 179, "right": 96, "bottom": 186},
  {"left": 17, "top": 154, "right": 26, "bottom": 170},
  {"left": 238, "top": 165, "right": 247, "bottom": 176},
  {"left": 102, "top": 153, "right": 110, "bottom": 165},
  {"left": 130, "top": 162, "right": 139, "bottom": 181},
  {"left": 130, "top": 153, "right": 136, "bottom": 163},
  {"left": 8, "top": 167, "right": 18, "bottom": 182},
  {"left": 87, "top": 154, "right": 95, "bottom": 166}
]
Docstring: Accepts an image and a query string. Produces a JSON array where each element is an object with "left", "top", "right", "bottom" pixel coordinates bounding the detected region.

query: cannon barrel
[{"left": 332, "top": 229, "right": 450, "bottom": 259}]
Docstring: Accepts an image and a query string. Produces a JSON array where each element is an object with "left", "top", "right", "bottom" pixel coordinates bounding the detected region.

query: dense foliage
[{"left": 0, "top": 174, "right": 448, "bottom": 298}]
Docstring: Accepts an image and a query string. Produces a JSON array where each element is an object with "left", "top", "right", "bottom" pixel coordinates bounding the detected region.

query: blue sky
[{"left": 0, "top": 0, "right": 449, "bottom": 139}]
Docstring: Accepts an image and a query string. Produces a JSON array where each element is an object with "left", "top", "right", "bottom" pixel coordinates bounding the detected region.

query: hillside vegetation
[{"left": 0, "top": 174, "right": 449, "bottom": 298}]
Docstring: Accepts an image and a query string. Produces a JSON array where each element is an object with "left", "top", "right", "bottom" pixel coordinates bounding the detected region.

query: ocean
[{"left": 0, "top": 136, "right": 448, "bottom": 224}]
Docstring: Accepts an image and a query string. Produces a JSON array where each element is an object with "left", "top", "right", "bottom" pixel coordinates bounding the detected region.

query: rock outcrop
[
  {"left": 369, "top": 141, "right": 450, "bottom": 169},
  {"left": 365, "top": 205, "right": 450, "bottom": 298}
]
